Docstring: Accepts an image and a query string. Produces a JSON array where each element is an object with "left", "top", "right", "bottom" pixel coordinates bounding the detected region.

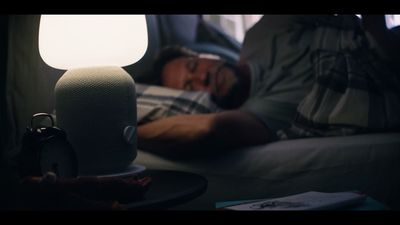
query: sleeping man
[{"left": 137, "top": 15, "right": 400, "bottom": 156}]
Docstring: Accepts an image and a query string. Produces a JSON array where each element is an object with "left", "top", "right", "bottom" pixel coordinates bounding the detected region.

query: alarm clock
[{"left": 18, "top": 113, "right": 78, "bottom": 178}]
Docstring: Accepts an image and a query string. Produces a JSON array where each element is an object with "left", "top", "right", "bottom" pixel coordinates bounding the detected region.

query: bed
[{"left": 133, "top": 84, "right": 400, "bottom": 210}]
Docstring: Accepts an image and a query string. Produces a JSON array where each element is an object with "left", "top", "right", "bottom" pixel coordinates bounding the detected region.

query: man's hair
[{"left": 152, "top": 45, "right": 199, "bottom": 85}]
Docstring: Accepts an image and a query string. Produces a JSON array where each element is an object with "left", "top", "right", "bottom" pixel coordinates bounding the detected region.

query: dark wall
[
  {"left": 0, "top": 15, "right": 19, "bottom": 209},
  {"left": 0, "top": 15, "right": 61, "bottom": 209},
  {"left": 0, "top": 16, "right": 8, "bottom": 161}
]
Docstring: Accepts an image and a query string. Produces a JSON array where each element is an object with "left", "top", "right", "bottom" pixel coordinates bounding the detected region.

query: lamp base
[{"left": 55, "top": 66, "right": 137, "bottom": 175}]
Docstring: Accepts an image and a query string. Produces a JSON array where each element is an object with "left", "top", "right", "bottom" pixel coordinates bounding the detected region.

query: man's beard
[{"left": 210, "top": 62, "right": 244, "bottom": 109}]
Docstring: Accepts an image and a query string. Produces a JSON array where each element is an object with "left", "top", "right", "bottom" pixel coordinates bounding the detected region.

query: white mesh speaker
[{"left": 55, "top": 66, "right": 137, "bottom": 175}]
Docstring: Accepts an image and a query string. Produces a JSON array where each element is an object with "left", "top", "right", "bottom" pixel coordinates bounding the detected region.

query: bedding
[
  {"left": 135, "top": 132, "right": 400, "bottom": 209},
  {"left": 136, "top": 84, "right": 221, "bottom": 124}
]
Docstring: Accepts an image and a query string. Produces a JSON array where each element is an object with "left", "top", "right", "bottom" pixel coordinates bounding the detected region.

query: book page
[{"left": 225, "top": 191, "right": 366, "bottom": 210}]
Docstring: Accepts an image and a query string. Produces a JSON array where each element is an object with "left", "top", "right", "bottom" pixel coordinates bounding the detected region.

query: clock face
[{"left": 39, "top": 137, "right": 78, "bottom": 178}]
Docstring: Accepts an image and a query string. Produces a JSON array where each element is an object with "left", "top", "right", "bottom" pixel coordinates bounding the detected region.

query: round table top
[{"left": 124, "top": 169, "right": 208, "bottom": 209}]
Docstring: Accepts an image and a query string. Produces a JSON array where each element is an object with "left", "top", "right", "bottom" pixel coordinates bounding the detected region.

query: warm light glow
[{"left": 39, "top": 15, "right": 148, "bottom": 70}]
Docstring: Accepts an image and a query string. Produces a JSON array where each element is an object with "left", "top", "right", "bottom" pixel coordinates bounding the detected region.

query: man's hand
[
  {"left": 361, "top": 15, "right": 400, "bottom": 64},
  {"left": 361, "top": 15, "right": 387, "bottom": 32}
]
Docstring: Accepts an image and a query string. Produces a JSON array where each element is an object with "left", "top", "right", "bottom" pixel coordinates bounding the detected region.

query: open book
[{"left": 223, "top": 191, "right": 367, "bottom": 211}]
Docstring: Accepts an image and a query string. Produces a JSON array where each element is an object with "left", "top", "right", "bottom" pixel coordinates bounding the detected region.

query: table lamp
[{"left": 38, "top": 15, "right": 148, "bottom": 175}]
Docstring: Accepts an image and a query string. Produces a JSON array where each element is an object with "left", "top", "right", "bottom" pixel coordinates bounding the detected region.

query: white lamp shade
[{"left": 39, "top": 15, "right": 148, "bottom": 70}]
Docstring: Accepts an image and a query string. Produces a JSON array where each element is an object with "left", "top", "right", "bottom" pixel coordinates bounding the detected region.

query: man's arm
[{"left": 137, "top": 110, "right": 273, "bottom": 156}]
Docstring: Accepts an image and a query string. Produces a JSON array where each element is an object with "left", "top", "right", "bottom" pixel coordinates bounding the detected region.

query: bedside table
[{"left": 125, "top": 169, "right": 207, "bottom": 209}]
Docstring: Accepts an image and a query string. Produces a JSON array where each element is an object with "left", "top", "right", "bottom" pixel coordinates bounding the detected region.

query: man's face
[{"left": 161, "top": 56, "right": 238, "bottom": 101}]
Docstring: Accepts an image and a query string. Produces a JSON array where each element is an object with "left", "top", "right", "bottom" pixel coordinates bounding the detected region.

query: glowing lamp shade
[{"left": 39, "top": 15, "right": 148, "bottom": 70}]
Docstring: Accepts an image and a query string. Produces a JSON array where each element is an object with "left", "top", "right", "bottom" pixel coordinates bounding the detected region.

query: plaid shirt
[{"left": 277, "top": 42, "right": 400, "bottom": 140}]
